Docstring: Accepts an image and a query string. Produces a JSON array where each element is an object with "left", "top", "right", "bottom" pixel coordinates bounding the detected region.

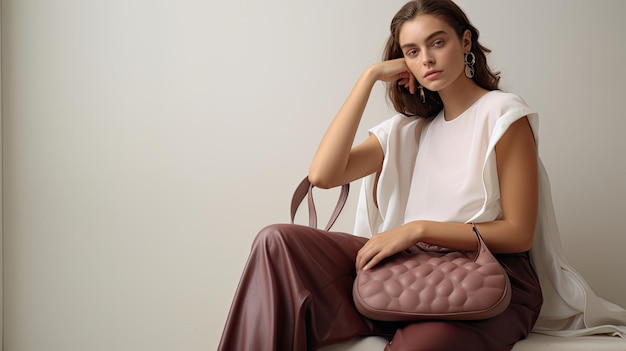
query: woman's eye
[
  {"left": 406, "top": 49, "right": 418, "bottom": 56},
  {"left": 433, "top": 40, "right": 444, "bottom": 47}
]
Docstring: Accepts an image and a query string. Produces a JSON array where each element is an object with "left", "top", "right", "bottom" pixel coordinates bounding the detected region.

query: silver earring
[
  {"left": 464, "top": 52, "right": 476, "bottom": 79},
  {"left": 418, "top": 85, "right": 425, "bottom": 103}
]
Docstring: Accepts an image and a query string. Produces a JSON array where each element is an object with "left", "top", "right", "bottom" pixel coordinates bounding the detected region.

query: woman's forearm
[
  {"left": 406, "top": 219, "right": 534, "bottom": 254},
  {"left": 308, "top": 67, "right": 379, "bottom": 188}
]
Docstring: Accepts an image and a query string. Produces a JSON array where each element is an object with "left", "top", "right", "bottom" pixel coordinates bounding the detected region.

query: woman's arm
[
  {"left": 356, "top": 116, "right": 538, "bottom": 270},
  {"left": 308, "top": 59, "right": 416, "bottom": 189}
]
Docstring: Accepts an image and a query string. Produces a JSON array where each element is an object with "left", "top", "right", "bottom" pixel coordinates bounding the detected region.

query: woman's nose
[{"left": 422, "top": 50, "right": 434, "bottom": 66}]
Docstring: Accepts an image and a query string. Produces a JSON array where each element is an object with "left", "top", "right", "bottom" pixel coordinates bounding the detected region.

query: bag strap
[
  {"left": 470, "top": 222, "right": 501, "bottom": 265},
  {"left": 290, "top": 177, "right": 350, "bottom": 231}
]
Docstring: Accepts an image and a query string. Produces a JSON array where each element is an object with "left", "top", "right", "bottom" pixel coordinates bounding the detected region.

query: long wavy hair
[{"left": 384, "top": 0, "right": 500, "bottom": 118}]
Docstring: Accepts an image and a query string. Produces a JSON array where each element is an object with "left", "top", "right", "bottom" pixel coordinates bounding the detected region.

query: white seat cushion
[
  {"left": 512, "top": 333, "right": 626, "bottom": 350},
  {"left": 317, "top": 337, "right": 388, "bottom": 351},
  {"left": 317, "top": 333, "right": 626, "bottom": 350}
]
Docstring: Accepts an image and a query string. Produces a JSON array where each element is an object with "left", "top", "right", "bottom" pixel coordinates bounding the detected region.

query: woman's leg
[
  {"left": 385, "top": 253, "right": 543, "bottom": 351},
  {"left": 218, "top": 224, "right": 386, "bottom": 351}
]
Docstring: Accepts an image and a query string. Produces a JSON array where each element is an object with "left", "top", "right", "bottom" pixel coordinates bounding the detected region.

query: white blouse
[{"left": 404, "top": 91, "right": 503, "bottom": 224}]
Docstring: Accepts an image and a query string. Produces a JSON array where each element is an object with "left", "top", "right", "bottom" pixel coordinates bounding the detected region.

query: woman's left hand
[{"left": 355, "top": 223, "right": 419, "bottom": 271}]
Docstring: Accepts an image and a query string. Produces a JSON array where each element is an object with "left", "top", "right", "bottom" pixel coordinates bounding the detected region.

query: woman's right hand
[{"left": 368, "top": 58, "right": 417, "bottom": 95}]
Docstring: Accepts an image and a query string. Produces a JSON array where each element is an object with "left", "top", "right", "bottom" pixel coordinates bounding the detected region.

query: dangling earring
[
  {"left": 464, "top": 52, "right": 476, "bottom": 79},
  {"left": 418, "top": 85, "right": 425, "bottom": 104}
]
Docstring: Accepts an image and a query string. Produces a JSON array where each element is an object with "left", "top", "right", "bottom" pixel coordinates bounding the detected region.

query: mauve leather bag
[{"left": 352, "top": 224, "right": 512, "bottom": 321}]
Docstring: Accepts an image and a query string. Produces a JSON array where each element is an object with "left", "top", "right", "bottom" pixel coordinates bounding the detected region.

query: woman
[{"left": 218, "top": 0, "right": 625, "bottom": 350}]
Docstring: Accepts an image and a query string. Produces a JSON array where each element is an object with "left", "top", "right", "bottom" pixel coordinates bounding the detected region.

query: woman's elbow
[
  {"left": 518, "top": 237, "right": 534, "bottom": 253},
  {"left": 513, "top": 227, "right": 535, "bottom": 253},
  {"left": 307, "top": 170, "right": 335, "bottom": 189}
]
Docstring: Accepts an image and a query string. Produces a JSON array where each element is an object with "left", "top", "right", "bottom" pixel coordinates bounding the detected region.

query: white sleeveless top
[{"left": 404, "top": 92, "right": 501, "bottom": 223}]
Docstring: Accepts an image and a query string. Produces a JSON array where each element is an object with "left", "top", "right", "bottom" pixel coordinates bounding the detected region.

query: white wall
[{"left": 3, "top": 0, "right": 625, "bottom": 350}]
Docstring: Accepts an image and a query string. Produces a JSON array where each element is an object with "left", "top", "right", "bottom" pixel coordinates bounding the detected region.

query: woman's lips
[{"left": 424, "top": 70, "right": 442, "bottom": 80}]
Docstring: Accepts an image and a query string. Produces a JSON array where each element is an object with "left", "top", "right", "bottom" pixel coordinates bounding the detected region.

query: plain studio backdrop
[{"left": 2, "top": 0, "right": 625, "bottom": 350}]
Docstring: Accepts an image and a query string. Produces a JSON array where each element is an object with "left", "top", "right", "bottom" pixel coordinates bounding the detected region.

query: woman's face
[{"left": 398, "top": 14, "right": 470, "bottom": 93}]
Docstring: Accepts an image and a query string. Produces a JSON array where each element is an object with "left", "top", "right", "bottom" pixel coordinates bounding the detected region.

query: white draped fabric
[{"left": 353, "top": 91, "right": 626, "bottom": 337}]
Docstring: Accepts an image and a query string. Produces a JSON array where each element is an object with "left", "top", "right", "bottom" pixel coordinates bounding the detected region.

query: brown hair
[{"left": 384, "top": 0, "right": 500, "bottom": 118}]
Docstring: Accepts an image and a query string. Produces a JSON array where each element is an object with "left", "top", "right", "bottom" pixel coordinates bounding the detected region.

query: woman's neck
[{"left": 438, "top": 76, "right": 489, "bottom": 121}]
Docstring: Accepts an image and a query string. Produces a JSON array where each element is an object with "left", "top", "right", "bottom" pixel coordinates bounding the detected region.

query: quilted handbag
[{"left": 352, "top": 223, "right": 512, "bottom": 321}]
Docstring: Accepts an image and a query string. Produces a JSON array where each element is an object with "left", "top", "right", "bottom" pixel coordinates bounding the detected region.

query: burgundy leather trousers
[{"left": 218, "top": 224, "right": 542, "bottom": 351}]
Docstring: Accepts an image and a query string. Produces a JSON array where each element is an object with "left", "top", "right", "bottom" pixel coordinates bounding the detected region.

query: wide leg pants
[{"left": 218, "top": 224, "right": 543, "bottom": 351}]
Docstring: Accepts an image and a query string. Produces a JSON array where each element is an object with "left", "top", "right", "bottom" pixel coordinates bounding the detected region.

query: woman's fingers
[
  {"left": 396, "top": 71, "right": 417, "bottom": 95},
  {"left": 408, "top": 72, "right": 416, "bottom": 94},
  {"left": 356, "top": 244, "right": 374, "bottom": 271},
  {"left": 356, "top": 238, "right": 390, "bottom": 271},
  {"left": 362, "top": 252, "right": 385, "bottom": 271},
  {"left": 356, "top": 225, "right": 416, "bottom": 270}
]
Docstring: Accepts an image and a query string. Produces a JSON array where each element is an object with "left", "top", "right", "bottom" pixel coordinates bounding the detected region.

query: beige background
[{"left": 3, "top": 0, "right": 625, "bottom": 350}]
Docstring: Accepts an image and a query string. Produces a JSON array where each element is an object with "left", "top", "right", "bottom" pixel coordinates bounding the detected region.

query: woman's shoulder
[
  {"left": 479, "top": 90, "right": 530, "bottom": 110},
  {"left": 475, "top": 90, "right": 536, "bottom": 124},
  {"left": 475, "top": 90, "right": 539, "bottom": 141},
  {"left": 370, "top": 114, "right": 423, "bottom": 134},
  {"left": 369, "top": 114, "right": 426, "bottom": 151}
]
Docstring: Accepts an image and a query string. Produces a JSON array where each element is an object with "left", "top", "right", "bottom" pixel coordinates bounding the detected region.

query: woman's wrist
[
  {"left": 404, "top": 220, "right": 426, "bottom": 244},
  {"left": 361, "top": 64, "right": 383, "bottom": 85}
]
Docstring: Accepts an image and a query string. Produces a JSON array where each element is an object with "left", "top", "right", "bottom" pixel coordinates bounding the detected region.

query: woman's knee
[
  {"left": 252, "top": 224, "right": 286, "bottom": 250},
  {"left": 252, "top": 224, "right": 312, "bottom": 253}
]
